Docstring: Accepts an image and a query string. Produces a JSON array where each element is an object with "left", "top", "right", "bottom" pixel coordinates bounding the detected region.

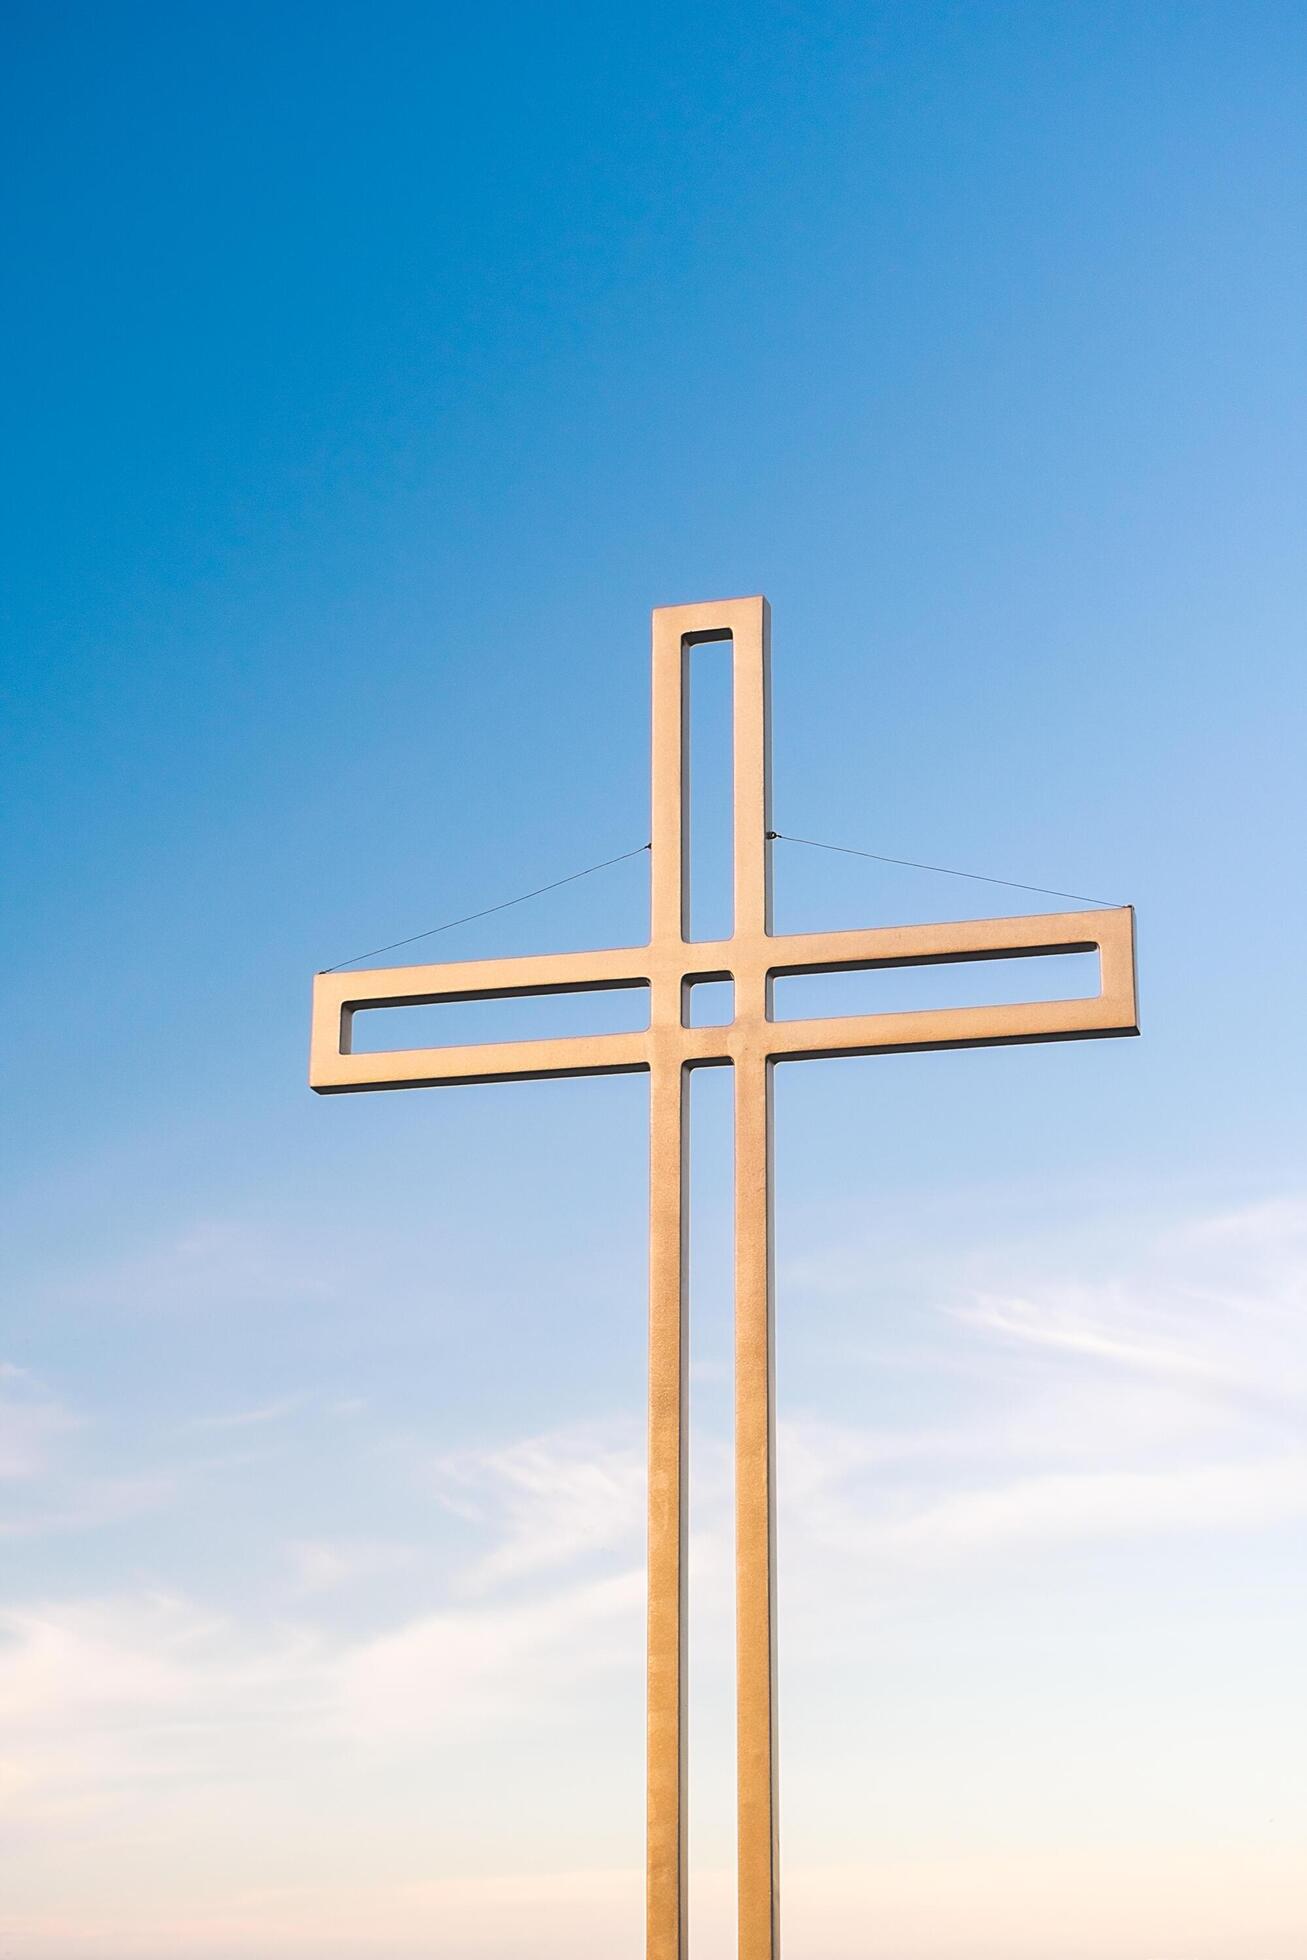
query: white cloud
[
  {"left": 0, "top": 1558, "right": 641, "bottom": 1819},
  {"left": 331, "top": 1567, "right": 642, "bottom": 1743}
]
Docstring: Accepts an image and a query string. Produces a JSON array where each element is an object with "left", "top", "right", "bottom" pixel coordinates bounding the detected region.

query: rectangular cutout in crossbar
[
  {"left": 770, "top": 948, "right": 1099, "bottom": 1021},
  {"left": 348, "top": 981, "right": 650, "bottom": 1054}
]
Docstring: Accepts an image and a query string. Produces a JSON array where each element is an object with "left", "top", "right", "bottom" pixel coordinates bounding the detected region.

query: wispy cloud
[
  {"left": 431, "top": 1421, "right": 646, "bottom": 1593},
  {"left": 0, "top": 1558, "right": 643, "bottom": 1827},
  {"left": 950, "top": 1195, "right": 1307, "bottom": 1426},
  {"left": 189, "top": 1395, "right": 305, "bottom": 1432},
  {"left": 39, "top": 1220, "right": 338, "bottom": 1317},
  {"left": 767, "top": 1192, "right": 1307, "bottom": 1633},
  {"left": 782, "top": 1429, "right": 1307, "bottom": 1573}
]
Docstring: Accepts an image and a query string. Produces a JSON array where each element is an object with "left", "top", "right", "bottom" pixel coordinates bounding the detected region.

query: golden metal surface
[{"left": 310, "top": 597, "right": 1140, "bottom": 1959}]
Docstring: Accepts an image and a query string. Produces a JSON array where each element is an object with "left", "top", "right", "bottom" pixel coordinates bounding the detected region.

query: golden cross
[{"left": 309, "top": 596, "right": 1139, "bottom": 1960}]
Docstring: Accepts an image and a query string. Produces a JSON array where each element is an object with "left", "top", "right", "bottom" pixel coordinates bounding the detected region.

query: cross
[{"left": 310, "top": 596, "right": 1139, "bottom": 1960}]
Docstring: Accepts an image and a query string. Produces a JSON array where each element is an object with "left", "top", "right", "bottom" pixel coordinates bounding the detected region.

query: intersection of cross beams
[{"left": 310, "top": 595, "right": 1139, "bottom": 1960}]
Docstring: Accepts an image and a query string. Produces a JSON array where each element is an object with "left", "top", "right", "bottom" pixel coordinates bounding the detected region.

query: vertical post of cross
[
  {"left": 648, "top": 596, "right": 779, "bottom": 1960},
  {"left": 647, "top": 594, "right": 777, "bottom": 1960},
  {"left": 647, "top": 604, "right": 691, "bottom": 1960},
  {"left": 728, "top": 600, "right": 780, "bottom": 1960}
]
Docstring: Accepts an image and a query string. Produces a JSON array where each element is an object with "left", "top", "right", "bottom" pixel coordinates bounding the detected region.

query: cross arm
[
  {"left": 757, "top": 905, "right": 1138, "bottom": 1062},
  {"left": 310, "top": 944, "right": 653, "bottom": 1093}
]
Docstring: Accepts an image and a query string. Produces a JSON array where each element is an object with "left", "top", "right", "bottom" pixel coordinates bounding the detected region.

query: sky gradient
[{"left": 3, "top": 4, "right": 1306, "bottom": 1955}]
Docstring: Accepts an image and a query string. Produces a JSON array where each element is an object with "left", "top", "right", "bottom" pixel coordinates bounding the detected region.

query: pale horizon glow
[{"left": 3, "top": 1195, "right": 1304, "bottom": 1954}]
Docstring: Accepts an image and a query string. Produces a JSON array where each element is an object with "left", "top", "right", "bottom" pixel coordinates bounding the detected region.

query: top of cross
[{"left": 310, "top": 596, "right": 1137, "bottom": 1092}]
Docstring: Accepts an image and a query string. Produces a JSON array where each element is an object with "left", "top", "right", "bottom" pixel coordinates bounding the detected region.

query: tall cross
[{"left": 310, "top": 596, "right": 1139, "bottom": 1960}]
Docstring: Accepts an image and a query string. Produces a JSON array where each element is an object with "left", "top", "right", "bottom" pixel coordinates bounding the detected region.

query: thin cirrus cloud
[
  {"left": 950, "top": 1198, "right": 1307, "bottom": 1430},
  {"left": 188, "top": 1395, "right": 307, "bottom": 1431},
  {"left": 776, "top": 1196, "right": 1307, "bottom": 1606},
  {"left": 430, "top": 1421, "right": 646, "bottom": 1592},
  {"left": 39, "top": 1220, "right": 340, "bottom": 1317}
]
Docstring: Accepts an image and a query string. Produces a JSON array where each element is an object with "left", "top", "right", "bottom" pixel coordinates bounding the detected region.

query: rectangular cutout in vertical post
[
  {"left": 685, "top": 635, "right": 734, "bottom": 944},
  {"left": 686, "top": 1062, "right": 738, "bottom": 1946}
]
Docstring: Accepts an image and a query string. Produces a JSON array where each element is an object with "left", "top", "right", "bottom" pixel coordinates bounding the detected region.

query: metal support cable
[
  {"left": 320, "top": 843, "right": 651, "bottom": 972},
  {"left": 767, "top": 831, "right": 1120, "bottom": 909},
  {"left": 320, "top": 825, "right": 1121, "bottom": 976}
]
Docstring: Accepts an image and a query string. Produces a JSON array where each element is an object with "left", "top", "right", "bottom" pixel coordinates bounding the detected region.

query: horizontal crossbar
[{"left": 309, "top": 906, "right": 1137, "bottom": 1092}]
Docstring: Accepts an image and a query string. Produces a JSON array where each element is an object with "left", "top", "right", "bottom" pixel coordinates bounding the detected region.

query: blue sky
[{"left": 3, "top": 5, "right": 1305, "bottom": 1955}]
